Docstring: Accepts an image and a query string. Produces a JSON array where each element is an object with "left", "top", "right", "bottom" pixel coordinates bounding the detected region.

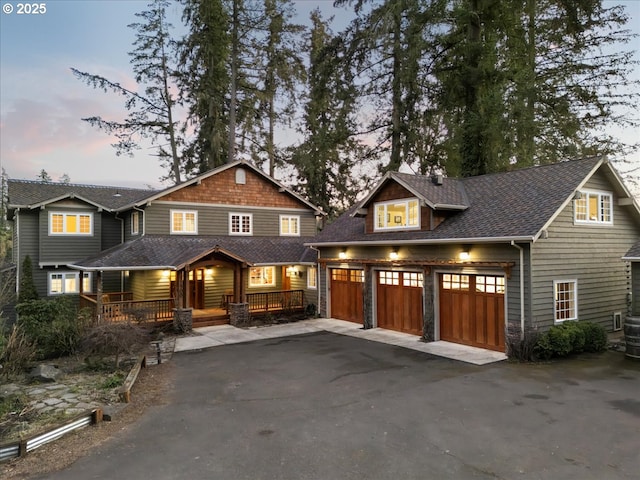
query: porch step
[{"left": 192, "top": 317, "right": 229, "bottom": 328}]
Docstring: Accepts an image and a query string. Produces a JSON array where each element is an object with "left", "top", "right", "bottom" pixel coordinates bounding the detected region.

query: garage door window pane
[
  {"left": 379, "top": 271, "right": 399, "bottom": 285},
  {"left": 403, "top": 272, "right": 423, "bottom": 288},
  {"left": 332, "top": 269, "right": 348, "bottom": 281},
  {"left": 442, "top": 274, "right": 469, "bottom": 290},
  {"left": 350, "top": 270, "right": 364, "bottom": 283},
  {"left": 476, "top": 276, "right": 505, "bottom": 294}
]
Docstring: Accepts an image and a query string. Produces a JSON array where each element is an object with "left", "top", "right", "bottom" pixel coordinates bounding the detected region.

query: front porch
[{"left": 80, "top": 289, "right": 306, "bottom": 328}]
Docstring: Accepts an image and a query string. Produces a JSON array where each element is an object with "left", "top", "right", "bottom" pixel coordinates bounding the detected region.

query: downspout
[
  {"left": 115, "top": 212, "right": 124, "bottom": 292},
  {"left": 309, "top": 245, "right": 321, "bottom": 316},
  {"left": 14, "top": 209, "right": 20, "bottom": 298},
  {"left": 511, "top": 241, "right": 525, "bottom": 340}
]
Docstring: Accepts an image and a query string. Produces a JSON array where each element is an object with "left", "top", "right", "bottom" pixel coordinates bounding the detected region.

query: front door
[
  {"left": 189, "top": 269, "right": 205, "bottom": 309},
  {"left": 171, "top": 269, "right": 205, "bottom": 309}
]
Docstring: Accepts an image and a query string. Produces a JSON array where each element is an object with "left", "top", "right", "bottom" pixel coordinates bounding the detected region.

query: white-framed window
[
  {"left": 229, "top": 213, "right": 252, "bottom": 235},
  {"left": 48, "top": 271, "right": 92, "bottom": 295},
  {"left": 374, "top": 198, "right": 420, "bottom": 231},
  {"left": 307, "top": 266, "right": 317, "bottom": 289},
  {"left": 249, "top": 266, "right": 275, "bottom": 287},
  {"left": 554, "top": 279, "right": 578, "bottom": 323},
  {"left": 574, "top": 190, "right": 613, "bottom": 225},
  {"left": 49, "top": 212, "right": 93, "bottom": 235},
  {"left": 171, "top": 210, "right": 197, "bottom": 234},
  {"left": 280, "top": 215, "right": 300, "bottom": 236},
  {"left": 476, "top": 275, "right": 505, "bottom": 294},
  {"left": 379, "top": 271, "right": 400, "bottom": 285},
  {"left": 131, "top": 211, "right": 140, "bottom": 235}
]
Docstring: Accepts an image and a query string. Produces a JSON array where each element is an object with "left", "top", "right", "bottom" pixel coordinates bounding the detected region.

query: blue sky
[{"left": 1, "top": 0, "right": 639, "bottom": 193}]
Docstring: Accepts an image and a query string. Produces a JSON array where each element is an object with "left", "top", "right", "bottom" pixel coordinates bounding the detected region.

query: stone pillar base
[
  {"left": 173, "top": 308, "right": 193, "bottom": 333},
  {"left": 229, "top": 303, "right": 250, "bottom": 327}
]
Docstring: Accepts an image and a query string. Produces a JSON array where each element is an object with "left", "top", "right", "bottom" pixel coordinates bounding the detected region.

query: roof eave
[{"left": 306, "top": 236, "right": 535, "bottom": 247}]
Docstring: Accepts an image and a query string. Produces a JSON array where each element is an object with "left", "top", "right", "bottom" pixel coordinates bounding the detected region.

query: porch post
[
  {"left": 96, "top": 270, "right": 103, "bottom": 323},
  {"left": 176, "top": 270, "right": 184, "bottom": 308},
  {"left": 185, "top": 266, "right": 191, "bottom": 308},
  {"left": 233, "top": 264, "right": 243, "bottom": 303}
]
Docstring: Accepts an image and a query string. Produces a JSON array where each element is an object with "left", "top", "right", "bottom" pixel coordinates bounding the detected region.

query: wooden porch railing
[
  {"left": 243, "top": 289, "right": 304, "bottom": 313},
  {"left": 80, "top": 294, "right": 174, "bottom": 323}
]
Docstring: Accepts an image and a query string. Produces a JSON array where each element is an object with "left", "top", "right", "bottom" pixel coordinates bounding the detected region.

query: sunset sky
[{"left": 1, "top": 0, "right": 639, "bottom": 194}]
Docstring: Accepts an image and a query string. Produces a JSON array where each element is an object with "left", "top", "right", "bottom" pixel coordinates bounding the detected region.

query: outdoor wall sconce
[
  {"left": 389, "top": 248, "right": 399, "bottom": 260},
  {"left": 459, "top": 250, "right": 470, "bottom": 261},
  {"left": 161, "top": 270, "right": 171, "bottom": 278},
  {"left": 338, "top": 249, "right": 347, "bottom": 259}
]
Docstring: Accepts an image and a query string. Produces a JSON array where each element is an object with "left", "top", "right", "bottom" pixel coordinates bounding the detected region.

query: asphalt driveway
[{"left": 41, "top": 332, "right": 640, "bottom": 479}]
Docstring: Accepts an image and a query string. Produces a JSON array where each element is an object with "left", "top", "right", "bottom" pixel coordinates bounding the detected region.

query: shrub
[
  {"left": 575, "top": 321, "right": 608, "bottom": 352},
  {"left": 535, "top": 321, "right": 606, "bottom": 359},
  {"left": 16, "top": 297, "right": 91, "bottom": 359},
  {"left": 0, "top": 323, "right": 36, "bottom": 379},
  {"left": 506, "top": 325, "right": 540, "bottom": 362},
  {"left": 82, "top": 321, "right": 151, "bottom": 369}
]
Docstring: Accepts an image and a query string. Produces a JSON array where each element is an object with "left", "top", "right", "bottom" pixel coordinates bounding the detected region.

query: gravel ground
[{"left": 0, "top": 361, "right": 175, "bottom": 480}]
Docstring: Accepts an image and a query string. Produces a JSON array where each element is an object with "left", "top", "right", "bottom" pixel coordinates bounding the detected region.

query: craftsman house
[
  {"left": 308, "top": 157, "right": 640, "bottom": 352},
  {"left": 7, "top": 161, "right": 324, "bottom": 326}
]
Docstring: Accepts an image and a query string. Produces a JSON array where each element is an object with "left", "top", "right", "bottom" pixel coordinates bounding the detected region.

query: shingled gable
[
  {"left": 312, "top": 156, "right": 638, "bottom": 246},
  {"left": 122, "top": 160, "right": 325, "bottom": 216},
  {"left": 353, "top": 170, "right": 469, "bottom": 216},
  {"left": 7, "top": 179, "right": 155, "bottom": 212}
]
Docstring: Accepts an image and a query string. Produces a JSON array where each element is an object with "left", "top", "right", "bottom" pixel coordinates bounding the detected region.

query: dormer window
[
  {"left": 574, "top": 190, "right": 612, "bottom": 225},
  {"left": 374, "top": 198, "right": 420, "bottom": 231}
]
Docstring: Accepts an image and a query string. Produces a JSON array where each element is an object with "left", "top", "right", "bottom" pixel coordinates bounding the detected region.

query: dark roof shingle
[
  {"left": 313, "top": 157, "right": 604, "bottom": 244},
  {"left": 7, "top": 179, "right": 156, "bottom": 211},
  {"left": 71, "top": 235, "right": 317, "bottom": 270}
]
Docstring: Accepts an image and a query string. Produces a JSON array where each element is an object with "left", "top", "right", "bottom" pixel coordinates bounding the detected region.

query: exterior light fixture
[
  {"left": 338, "top": 249, "right": 347, "bottom": 259},
  {"left": 389, "top": 249, "right": 399, "bottom": 260},
  {"left": 459, "top": 250, "right": 470, "bottom": 261}
]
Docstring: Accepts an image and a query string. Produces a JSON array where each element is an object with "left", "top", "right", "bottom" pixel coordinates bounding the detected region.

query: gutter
[
  {"left": 305, "top": 235, "right": 536, "bottom": 248},
  {"left": 510, "top": 241, "right": 526, "bottom": 340}
]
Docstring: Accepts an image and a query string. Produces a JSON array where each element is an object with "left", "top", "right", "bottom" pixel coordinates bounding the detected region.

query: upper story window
[
  {"left": 49, "top": 212, "right": 93, "bottom": 236},
  {"left": 280, "top": 215, "right": 300, "bottom": 236},
  {"left": 374, "top": 198, "right": 420, "bottom": 231},
  {"left": 574, "top": 190, "right": 613, "bottom": 225},
  {"left": 131, "top": 211, "right": 140, "bottom": 235},
  {"left": 171, "top": 210, "right": 197, "bottom": 234},
  {"left": 49, "top": 271, "right": 92, "bottom": 295},
  {"left": 230, "top": 213, "right": 252, "bottom": 235}
]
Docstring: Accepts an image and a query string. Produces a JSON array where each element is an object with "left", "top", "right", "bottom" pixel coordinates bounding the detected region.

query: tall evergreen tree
[
  {"left": 290, "top": 10, "right": 368, "bottom": 218},
  {"left": 435, "top": 0, "right": 639, "bottom": 176},
  {"left": 179, "top": 0, "right": 231, "bottom": 172},
  {"left": 251, "top": 0, "right": 305, "bottom": 176},
  {"left": 336, "top": 0, "right": 447, "bottom": 174},
  {"left": 72, "top": 0, "right": 185, "bottom": 184}
]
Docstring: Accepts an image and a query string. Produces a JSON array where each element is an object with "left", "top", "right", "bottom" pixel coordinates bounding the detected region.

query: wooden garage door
[
  {"left": 330, "top": 269, "right": 364, "bottom": 323},
  {"left": 439, "top": 274, "right": 505, "bottom": 352},
  {"left": 377, "top": 271, "right": 423, "bottom": 336}
]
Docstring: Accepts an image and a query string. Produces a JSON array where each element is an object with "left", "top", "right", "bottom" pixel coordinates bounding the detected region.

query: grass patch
[{"left": 98, "top": 371, "right": 126, "bottom": 390}]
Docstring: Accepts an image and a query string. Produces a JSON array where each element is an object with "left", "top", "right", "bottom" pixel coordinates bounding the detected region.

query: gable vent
[
  {"left": 433, "top": 174, "right": 444, "bottom": 185},
  {"left": 235, "top": 168, "right": 246, "bottom": 185}
]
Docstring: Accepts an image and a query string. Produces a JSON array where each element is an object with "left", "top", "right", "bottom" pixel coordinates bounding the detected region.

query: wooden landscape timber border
[
  {"left": 118, "top": 354, "right": 147, "bottom": 403},
  {"left": 0, "top": 408, "right": 103, "bottom": 463}
]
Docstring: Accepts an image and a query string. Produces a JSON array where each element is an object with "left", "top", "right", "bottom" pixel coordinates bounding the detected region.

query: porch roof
[
  {"left": 69, "top": 235, "right": 318, "bottom": 271},
  {"left": 623, "top": 239, "right": 640, "bottom": 261}
]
